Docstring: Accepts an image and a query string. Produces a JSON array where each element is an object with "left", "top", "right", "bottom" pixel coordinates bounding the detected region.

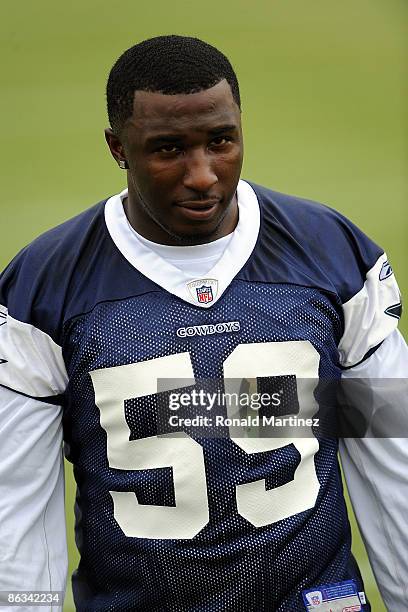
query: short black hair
[{"left": 106, "top": 35, "right": 241, "bottom": 135}]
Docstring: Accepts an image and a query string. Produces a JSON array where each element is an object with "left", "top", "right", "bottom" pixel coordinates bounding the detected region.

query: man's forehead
[{"left": 128, "top": 79, "right": 239, "bottom": 128}]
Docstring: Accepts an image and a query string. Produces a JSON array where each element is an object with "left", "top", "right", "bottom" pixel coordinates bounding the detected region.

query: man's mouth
[
  {"left": 175, "top": 199, "right": 220, "bottom": 220},
  {"left": 176, "top": 198, "right": 220, "bottom": 208}
]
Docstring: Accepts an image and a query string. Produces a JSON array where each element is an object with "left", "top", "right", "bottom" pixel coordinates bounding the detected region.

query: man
[{"left": 0, "top": 35, "right": 406, "bottom": 611}]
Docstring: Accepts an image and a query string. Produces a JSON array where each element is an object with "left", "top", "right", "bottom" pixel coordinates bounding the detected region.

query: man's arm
[
  {"left": 0, "top": 386, "right": 67, "bottom": 611},
  {"left": 0, "top": 261, "right": 69, "bottom": 612},
  {"left": 339, "top": 329, "right": 408, "bottom": 610}
]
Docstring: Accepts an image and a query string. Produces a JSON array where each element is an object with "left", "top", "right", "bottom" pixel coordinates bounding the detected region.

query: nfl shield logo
[
  {"left": 187, "top": 278, "right": 218, "bottom": 306},
  {"left": 306, "top": 591, "right": 323, "bottom": 607},
  {"left": 196, "top": 285, "right": 213, "bottom": 304}
]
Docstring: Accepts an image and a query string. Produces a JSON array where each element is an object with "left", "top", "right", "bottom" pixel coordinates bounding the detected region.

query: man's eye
[
  {"left": 211, "top": 137, "right": 231, "bottom": 146},
  {"left": 158, "top": 145, "right": 180, "bottom": 153}
]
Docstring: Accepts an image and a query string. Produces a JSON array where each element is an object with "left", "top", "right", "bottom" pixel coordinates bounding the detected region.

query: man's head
[
  {"left": 105, "top": 35, "right": 243, "bottom": 245},
  {"left": 106, "top": 35, "right": 241, "bottom": 137}
]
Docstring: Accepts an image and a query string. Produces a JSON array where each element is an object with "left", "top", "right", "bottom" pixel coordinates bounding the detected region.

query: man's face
[{"left": 106, "top": 79, "right": 243, "bottom": 245}]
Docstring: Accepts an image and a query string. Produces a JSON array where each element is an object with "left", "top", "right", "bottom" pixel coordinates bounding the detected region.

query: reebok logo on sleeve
[{"left": 379, "top": 260, "right": 393, "bottom": 281}]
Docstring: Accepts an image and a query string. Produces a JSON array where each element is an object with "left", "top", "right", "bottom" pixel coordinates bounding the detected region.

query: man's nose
[{"left": 183, "top": 149, "right": 218, "bottom": 192}]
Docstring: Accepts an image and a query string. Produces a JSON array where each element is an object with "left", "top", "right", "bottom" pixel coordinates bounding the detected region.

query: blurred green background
[{"left": 1, "top": 1, "right": 406, "bottom": 610}]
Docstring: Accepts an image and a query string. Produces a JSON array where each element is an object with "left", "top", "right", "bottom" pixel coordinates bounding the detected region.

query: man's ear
[{"left": 104, "top": 128, "right": 128, "bottom": 168}]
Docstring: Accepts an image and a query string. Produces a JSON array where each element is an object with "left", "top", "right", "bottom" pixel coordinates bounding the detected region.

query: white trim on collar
[{"left": 104, "top": 179, "right": 260, "bottom": 308}]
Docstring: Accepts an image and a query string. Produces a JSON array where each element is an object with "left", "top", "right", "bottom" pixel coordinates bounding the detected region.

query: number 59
[{"left": 90, "top": 341, "right": 320, "bottom": 539}]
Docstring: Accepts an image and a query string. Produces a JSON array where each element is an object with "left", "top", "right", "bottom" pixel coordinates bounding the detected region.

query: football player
[{"left": 0, "top": 35, "right": 407, "bottom": 611}]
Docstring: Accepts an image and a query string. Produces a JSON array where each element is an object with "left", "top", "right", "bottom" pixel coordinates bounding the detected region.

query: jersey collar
[{"left": 104, "top": 179, "right": 260, "bottom": 308}]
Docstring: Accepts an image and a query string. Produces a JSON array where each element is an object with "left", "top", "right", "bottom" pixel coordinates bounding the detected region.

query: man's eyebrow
[
  {"left": 144, "top": 124, "right": 238, "bottom": 146},
  {"left": 145, "top": 134, "right": 184, "bottom": 145},
  {"left": 208, "top": 124, "right": 237, "bottom": 135}
]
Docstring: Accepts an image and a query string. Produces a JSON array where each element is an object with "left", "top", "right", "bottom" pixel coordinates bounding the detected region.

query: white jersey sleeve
[
  {"left": 339, "top": 329, "right": 408, "bottom": 610},
  {"left": 0, "top": 305, "right": 67, "bottom": 397},
  {"left": 0, "top": 387, "right": 67, "bottom": 612},
  {"left": 0, "top": 251, "right": 69, "bottom": 611},
  {"left": 338, "top": 253, "right": 401, "bottom": 368}
]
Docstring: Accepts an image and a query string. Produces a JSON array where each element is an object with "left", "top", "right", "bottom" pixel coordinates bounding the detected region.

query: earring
[{"left": 118, "top": 160, "right": 128, "bottom": 169}]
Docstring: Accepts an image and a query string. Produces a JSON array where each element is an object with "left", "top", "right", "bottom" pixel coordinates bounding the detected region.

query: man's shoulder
[
  {"left": 247, "top": 181, "right": 384, "bottom": 303},
  {"left": 249, "top": 181, "right": 350, "bottom": 231},
  {"left": 24, "top": 198, "right": 108, "bottom": 259},
  {"left": 0, "top": 197, "right": 110, "bottom": 340},
  {"left": 249, "top": 180, "right": 382, "bottom": 256},
  {"left": 1, "top": 197, "right": 109, "bottom": 295}
]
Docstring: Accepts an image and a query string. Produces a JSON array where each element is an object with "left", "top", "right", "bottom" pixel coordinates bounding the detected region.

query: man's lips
[
  {"left": 175, "top": 199, "right": 221, "bottom": 210},
  {"left": 174, "top": 199, "right": 221, "bottom": 220}
]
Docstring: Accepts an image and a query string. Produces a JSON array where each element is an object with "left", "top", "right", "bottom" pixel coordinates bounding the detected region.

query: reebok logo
[
  {"left": 0, "top": 312, "right": 6, "bottom": 326},
  {"left": 176, "top": 321, "right": 240, "bottom": 338},
  {"left": 379, "top": 260, "right": 393, "bottom": 281}
]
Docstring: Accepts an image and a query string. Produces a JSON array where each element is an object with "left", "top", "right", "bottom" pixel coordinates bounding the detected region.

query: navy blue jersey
[{"left": 0, "top": 180, "right": 400, "bottom": 611}]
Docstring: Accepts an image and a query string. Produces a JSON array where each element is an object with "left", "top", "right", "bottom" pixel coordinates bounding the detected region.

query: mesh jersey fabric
[{"left": 63, "top": 281, "right": 363, "bottom": 611}]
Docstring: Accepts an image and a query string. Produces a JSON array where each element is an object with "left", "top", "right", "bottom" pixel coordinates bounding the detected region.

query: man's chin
[
  {"left": 170, "top": 218, "right": 232, "bottom": 245},
  {"left": 169, "top": 203, "right": 237, "bottom": 245},
  {"left": 165, "top": 230, "right": 220, "bottom": 246}
]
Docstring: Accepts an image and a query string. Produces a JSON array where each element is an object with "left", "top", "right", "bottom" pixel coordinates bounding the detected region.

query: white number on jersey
[{"left": 90, "top": 341, "right": 320, "bottom": 539}]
